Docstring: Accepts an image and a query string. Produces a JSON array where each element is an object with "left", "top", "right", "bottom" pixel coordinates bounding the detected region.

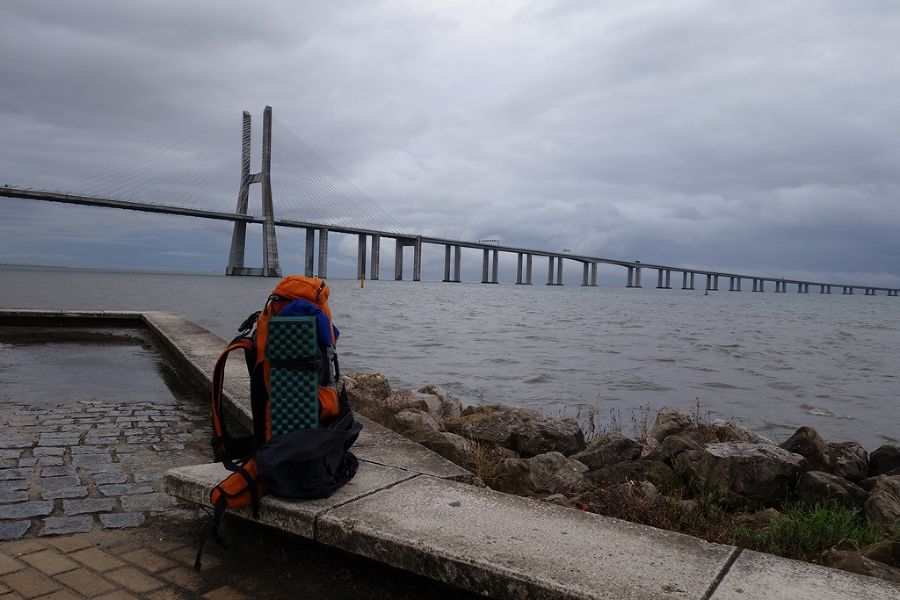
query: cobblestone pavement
[{"left": 0, "top": 399, "right": 209, "bottom": 540}]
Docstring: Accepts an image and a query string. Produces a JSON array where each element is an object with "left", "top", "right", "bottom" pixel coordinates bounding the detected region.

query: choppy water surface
[{"left": 1, "top": 265, "right": 898, "bottom": 448}]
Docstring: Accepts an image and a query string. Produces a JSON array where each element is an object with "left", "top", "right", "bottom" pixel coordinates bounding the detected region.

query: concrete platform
[{"left": 4, "top": 310, "right": 897, "bottom": 599}]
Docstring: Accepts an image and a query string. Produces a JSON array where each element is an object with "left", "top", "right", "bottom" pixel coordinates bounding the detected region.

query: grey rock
[
  {"left": 709, "top": 420, "right": 772, "bottom": 444},
  {"left": 0, "top": 520, "right": 31, "bottom": 540},
  {"left": 417, "top": 431, "right": 473, "bottom": 468},
  {"left": 870, "top": 444, "right": 900, "bottom": 476},
  {"left": 650, "top": 406, "right": 693, "bottom": 441},
  {"left": 391, "top": 409, "right": 442, "bottom": 442},
  {"left": 72, "top": 453, "right": 111, "bottom": 466},
  {"left": 100, "top": 512, "right": 145, "bottom": 529},
  {"left": 417, "top": 385, "right": 464, "bottom": 420},
  {"left": 63, "top": 498, "right": 114, "bottom": 515},
  {"left": 862, "top": 539, "right": 900, "bottom": 568},
  {"left": 491, "top": 451, "right": 589, "bottom": 496},
  {"left": 648, "top": 434, "right": 702, "bottom": 465},
  {"left": 780, "top": 426, "right": 830, "bottom": 471},
  {"left": 0, "top": 437, "right": 33, "bottom": 449},
  {"left": 17, "top": 458, "right": 37, "bottom": 467},
  {"left": 0, "top": 491, "right": 29, "bottom": 503},
  {"left": 678, "top": 442, "right": 807, "bottom": 506},
  {"left": 447, "top": 404, "right": 585, "bottom": 458},
  {"left": 36, "top": 456, "right": 64, "bottom": 466},
  {"left": 37, "top": 475, "right": 82, "bottom": 492},
  {"left": 0, "top": 450, "right": 23, "bottom": 459},
  {"left": 98, "top": 483, "right": 154, "bottom": 496},
  {"left": 42, "top": 486, "right": 89, "bottom": 500},
  {"left": 0, "top": 500, "right": 53, "bottom": 519},
  {"left": 78, "top": 463, "right": 124, "bottom": 475},
  {"left": 0, "top": 480, "right": 29, "bottom": 492},
  {"left": 570, "top": 432, "right": 643, "bottom": 470},
  {"left": 343, "top": 372, "right": 393, "bottom": 405},
  {"left": 820, "top": 549, "right": 900, "bottom": 584},
  {"left": 796, "top": 471, "right": 868, "bottom": 508},
  {"left": 829, "top": 441, "right": 869, "bottom": 481},
  {"left": 39, "top": 516, "right": 93, "bottom": 536},
  {"left": 864, "top": 475, "right": 900, "bottom": 533}
]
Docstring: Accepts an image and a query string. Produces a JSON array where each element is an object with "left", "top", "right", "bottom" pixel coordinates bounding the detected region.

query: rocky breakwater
[{"left": 342, "top": 372, "right": 900, "bottom": 586}]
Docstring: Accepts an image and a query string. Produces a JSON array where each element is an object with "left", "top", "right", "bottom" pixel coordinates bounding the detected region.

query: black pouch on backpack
[{"left": 254, "top": 408, "right": 362, "bottom": 499}]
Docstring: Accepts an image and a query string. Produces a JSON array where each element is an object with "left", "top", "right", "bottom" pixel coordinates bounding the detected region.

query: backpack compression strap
[{"left": 210, "top": 338, "right": 255, "bottom": 461}]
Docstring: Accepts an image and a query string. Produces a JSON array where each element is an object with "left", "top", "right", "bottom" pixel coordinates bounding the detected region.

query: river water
[{"left": 1, "top": 265, "right": 897, "bottom": 449}]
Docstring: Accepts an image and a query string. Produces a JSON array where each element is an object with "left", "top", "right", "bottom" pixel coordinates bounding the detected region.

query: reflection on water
[{"left": 1, "top": 265, "right": 898, "bottom": 448}]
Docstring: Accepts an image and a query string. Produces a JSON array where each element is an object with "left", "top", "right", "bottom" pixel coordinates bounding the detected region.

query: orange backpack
[{"left": 196, "top": 275, "right": 360, "bottom": 569}]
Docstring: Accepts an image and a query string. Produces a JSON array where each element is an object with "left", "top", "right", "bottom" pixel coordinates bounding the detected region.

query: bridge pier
[
  {"left": 591, "top": 263, "right": 598, "bottom": 286},
  {"left": 482, "top": 250, "right": 491, "bottom": 284},
  {"left": 517, "top": 253, "right": 524, "bottom": 284},
  {"left": 371, "top": 235, "right": 380, "bottom": 280},
  {"left": 525, "top": 254, "right": 533, "bottom": 284},
  {"left": 357, "top": 234, "right": 367, "bottom": 280},
  {"left": 395, "top": 239, "right": 404, "bottom": 281},
  {"left": 443, "top": 245, "right": 453, "bottom": 282},
  {"left": 582, "top": 263, "right": 590, "bottom": 286},
  {"left": 656, "top": 269, "right": 671, "bottom": 289},
  {"left": 547, "top": 256, "right": 555, "bottom": 285},
  {"left": 681, "top": 271, "right": 695, "bottom": 290},
  {"left": 226, "top": 107, "right": 281, "bottom": 277},
  {"left": 556, "top": 257, "right": 564, "bottom": 285},
  {"left": 304, "top": 228, "right": 315, "bottom": 277},
  {"left": 316, "top": 228, "right": 328, "bottom": 279},
  {"left": 453, "top": 245, "right": 461, "bottom": 282},
  {"left": 627, "top": 262, "right": 642, "bottom": 288}
]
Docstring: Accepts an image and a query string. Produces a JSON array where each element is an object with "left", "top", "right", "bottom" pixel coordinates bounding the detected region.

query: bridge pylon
[{"left": 226, "top": 106, "right": 281, "bottom": 277}]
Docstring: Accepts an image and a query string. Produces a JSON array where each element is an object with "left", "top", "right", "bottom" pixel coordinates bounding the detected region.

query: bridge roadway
[{"left": 3, "top": 185, "right": 898, "bottom": 296}]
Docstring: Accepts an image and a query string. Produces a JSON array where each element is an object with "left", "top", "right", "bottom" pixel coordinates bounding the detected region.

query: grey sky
[{"left": 1, "top": 1, "right": 898, "bottom": 285}]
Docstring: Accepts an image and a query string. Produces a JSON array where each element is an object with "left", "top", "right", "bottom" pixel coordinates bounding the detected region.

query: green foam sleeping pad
[{"left": 266, "top": 316, "right": 320, "bottom": 433}]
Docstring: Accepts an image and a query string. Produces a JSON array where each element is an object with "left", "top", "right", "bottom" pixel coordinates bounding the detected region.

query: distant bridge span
[{"left": 2, "top": 104, "right": 898, "bottom": 296}]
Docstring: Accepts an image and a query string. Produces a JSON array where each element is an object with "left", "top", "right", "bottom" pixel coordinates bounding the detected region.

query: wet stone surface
[{"left": 0, "top": 399, "right": 208, "bottom": 540}]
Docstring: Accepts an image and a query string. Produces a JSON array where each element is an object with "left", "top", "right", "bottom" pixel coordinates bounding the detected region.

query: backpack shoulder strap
[{"left": 211, "top": 337, "right": 255, "bottom": 461}]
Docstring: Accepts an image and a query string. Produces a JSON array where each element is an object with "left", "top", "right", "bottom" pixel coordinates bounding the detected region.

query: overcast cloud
[{"left": 1, "top": 0, "right": 898, "bottom": 285}]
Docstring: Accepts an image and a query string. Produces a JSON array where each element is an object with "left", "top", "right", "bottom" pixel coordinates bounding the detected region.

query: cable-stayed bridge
[{"left": 1, "top": 107, "right": 897, "bottom": 296}]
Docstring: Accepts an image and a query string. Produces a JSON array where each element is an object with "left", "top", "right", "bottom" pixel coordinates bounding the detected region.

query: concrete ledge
[{"left": 710, "top": 550, "right": 900, "bottom": 600}]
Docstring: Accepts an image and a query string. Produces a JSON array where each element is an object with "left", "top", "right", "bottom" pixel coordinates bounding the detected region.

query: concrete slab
[
  {"left": 354, "top": 416, "right": 473, "bottom": 482},
  {"left": 710, "top": 550, "right": 900, "bottom": 600},
  {"left": 165, "top": 461, "right": 417, "bottom": 539},
  {"left": 318, "top": 474, "right": 737, "bottom": 600}
]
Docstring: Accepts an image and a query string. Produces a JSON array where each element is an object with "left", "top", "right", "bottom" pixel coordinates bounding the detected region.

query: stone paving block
[
  {"left": 63, "top": 498, "right": 114, "bottom": 515},
  {"left": 94, "top": 589, "right": 142, "bottom": 600},
  {"left": 0, "top": 450, "right": 23, "bottom": 459},
  {"left": 38, "top": 435, "right": 81, "bottom": 446},
  {"left": 0, "top": 567, "right": 61, "bottom": 598},
  {"left": 92, "top": 472, "right": 129, "bottom": 485},
  {"left": 0, "top": 490, "right": 29, "bottom": 503},
  {"left": 80, "top": 464, "right": 126, "bottom": 476},
  {"left": 32, "top": 447, "right": 64, "bottom": 457},
  {"left": 0, "top": 437, "right": 33, "bottom": 449},
  {"left": 167, "top": 547, "right": 221, "bottom": 570},
  {"left": 0, "top": 469, "right": 34, "bottom": 481},
  {"left": 70, "top": 547, "right": 126, "bottom": 571},
  {"left": 0, "top": 521, "right": 31, "bottom": 541},
  {"left": 202, "top": 586, "right": 247, "bottom": 600},
  {"left": 0, "top": 553, "right": 25, "bottom": 575},
  {"left": 160, "top": 566, "right": 204, "bottom": 592},
  {"left": 73, "top": 453, "right": 112, "bottom": 467},
  {"left": 105, "top": 566, "right": 165, "bottom": 593},
  {"left": 709, "top": 549, "right": 900, "bottom": 599},
  {"left": 39, "top": 516, "right": 93, "bottom": 536},
  {"left": 3, "top": 539, "right": 45, "bottom": 556},
  {"left": 99, "top": 513, "right": 145, "bottom": 529},
  {"left": 32, "top": 589, "right": 80, "bottom": 600},
  {"left": 40, "top": 465, "right": 76, "bottom": 478},
  {"left": 98, "top": 483, "right": 154, "bottom": 496},
  {"left": 20, "top": 549, "right": 79, "bottom": 576},
  {"left": 0, "top": 480, "right": 29, "bottom": 493},
  {"left": 36, "top": 457, "right": 64, "bottom": 466},
  {"left": 119, "top": 548, "right": 175, "bottom": 573},
  {"left": 0, "top": 501, "right": 53, "bottom": 519},
  {"left": 120, "top": 492, "right": 175, "bottom": 513},
  {"left": 55, "top": 567, "right": 118, "bottom": 597},
  {"left": 16, "top": 458, "right": 37, "bottom": 467},
  {"left": 41, "top": 486, "right": 89, "bottom": 500},
  {"left": 36, "top": 476, "right": 82, "bottom": 492},
  {"left": 47, "top": 535, "right": 93, "bottom": 553}
]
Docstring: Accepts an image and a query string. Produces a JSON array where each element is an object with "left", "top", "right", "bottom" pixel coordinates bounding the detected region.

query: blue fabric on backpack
[{"left": 278, "top": 299, "right": 340, "bottom": 347}]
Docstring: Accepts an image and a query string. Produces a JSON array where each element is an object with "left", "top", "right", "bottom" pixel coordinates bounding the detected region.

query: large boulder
[
  {"left": 491, "top": 452, "right": 589, "bottom": 496},
  {"left": 677, "top": 442, "right": 807, "bottom": 506},
  {"left": 820, "top": 549, "right": 900, "bottom": 584},
  {"left": 570, "top": 432, "right": 642, "bottom": 470},
  {"left": 417, "top": 385, "right": 463, "bottom": 421},
  {"left": 796, "top": 471, "right": 868, "bottom": 508},
  {"left": 709, "top": 420, "right": 772, "bottom": 444},
  {"left": 343, "top": 372, "right": 392, "bottom": 404},
  {"left": 648, "top": 434, "right": 702, "bottom": 465},
  {"left": 780, "top": 426, "right": 830, "bottom": 471},
  {"left": 870, "top": 444, "right": 900, "bottom": 476},
  {"left": 391, "top": 409, "right": 441, "bottom": 442},
  {"left": 829, "top": 442, "right": 869, "bottom": 481},
  {"left": 446, "top": 405, "right": 585, "bottom": 457},
  {"left": 864, "top": 475, "right": 900, "bottom": 533},
  {"left": 862, "top": 539, "right": 900, "bottom": 568},
  {"left": 416, "top": 431, "right": 473, "bottom": 468},
  {"left": 586, "top": 460, "right": 681, "bottom": 492},
  {"left": 651, "top": 406, "right": 693, "bottom": 441}
]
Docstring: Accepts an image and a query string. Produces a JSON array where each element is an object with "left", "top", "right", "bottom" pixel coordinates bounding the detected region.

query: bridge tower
[{"left": 226, "top": 106, "right": 281, "bottom": 277}]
